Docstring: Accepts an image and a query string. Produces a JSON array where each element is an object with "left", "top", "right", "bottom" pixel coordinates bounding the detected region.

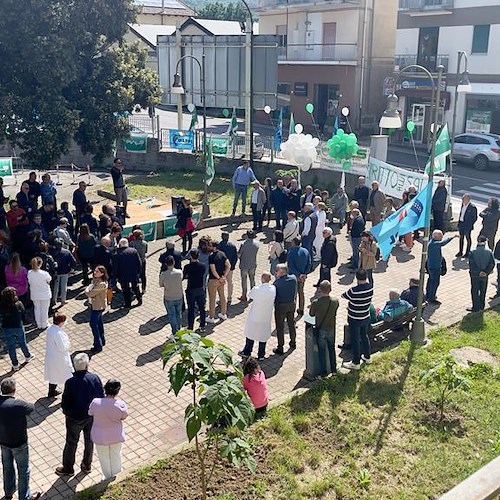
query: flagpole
[
  {"left": 411, "top": 65, "right": 444, "bottom": 345},
  {"left": 201, "top": 53, "right": 210, "bottom": 219}
]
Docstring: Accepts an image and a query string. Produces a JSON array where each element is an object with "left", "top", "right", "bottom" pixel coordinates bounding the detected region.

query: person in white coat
[
  {"left": 313, "top": 202, "right": 327, "bottom": 257},
  {"left": 238, "top": 272, "right": 276, "bottom": 360},
  {"left": 28, "top": 256, "right": 52, "bottom": 329},
  {"left": 44, "top": 312, "right": 73, "bottom": 398}
]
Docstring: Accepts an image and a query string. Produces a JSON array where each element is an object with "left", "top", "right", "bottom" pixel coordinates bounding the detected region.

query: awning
[{"left": 396, "top": 88, "right": 451, "bottom": 110}]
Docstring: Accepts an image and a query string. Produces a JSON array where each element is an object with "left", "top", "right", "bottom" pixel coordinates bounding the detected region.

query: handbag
[
  {"left": 313, "top": 300, "right": 333, "bottom": 336},
  {"left": 277, "top": 243, "right": 288, "bottom": 263},
  {"left": 425, "top": 257, "right": 447, "bottom": 276}
]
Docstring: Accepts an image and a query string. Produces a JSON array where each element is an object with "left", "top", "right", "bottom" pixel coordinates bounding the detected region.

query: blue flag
[
  {"left": 371, "top": 183, "right": 431, "bottom": 260},
  {"left": 333, "top": 113, "right": 339, "bottom": 134},
  {"left": 274, "top": 109, "right": 283, "bottom": 151}
]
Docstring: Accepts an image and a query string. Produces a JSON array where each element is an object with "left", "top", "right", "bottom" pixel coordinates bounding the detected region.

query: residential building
[
  {"left": 394, "top": 0, "right": 500, "bottom": 142},
  {"left": 257, "top": 0, "right": 398, "bottom": 134}
]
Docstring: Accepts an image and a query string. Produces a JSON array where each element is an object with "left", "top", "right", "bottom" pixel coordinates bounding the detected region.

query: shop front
[{"left": 465, "top": 93, "right": 500, "bottom": 135}]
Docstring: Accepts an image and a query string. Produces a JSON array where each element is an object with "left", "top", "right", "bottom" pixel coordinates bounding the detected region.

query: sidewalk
[{"left": 1, "top": 216, "right": 498, "bottom": 499}]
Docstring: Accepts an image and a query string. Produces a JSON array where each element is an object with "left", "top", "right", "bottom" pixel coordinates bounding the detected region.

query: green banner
[
  {"left": 122, "top": 220, "right": 157, "bottom": 242},
  {"left": 162, "top": 212, "right": 200, "bottom": 237},
  {"left": 123, "top": 133, "right": 148, "bottom": 153},
  {"left": 0, "top": 158, "right": 13, "bottom": 177},
  {"left": 212, "top": 137, "right": 229, "bottom": 155}
]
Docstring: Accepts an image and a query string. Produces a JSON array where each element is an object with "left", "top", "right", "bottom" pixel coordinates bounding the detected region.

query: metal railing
[
  {"left": 399, "top": 0, "right": 453, "bottom": 10},
  {"left": 278, "top": 43, "right": 357, "bottom": 62},
  {"left": 394, "top": 54, "right": 449, "bottom": 73},
  {"left": 259, "top": 0, "right": 359, "bottom": 8},
  {"left": 128, "top": 114, "right": 157, "bottom": 137}
]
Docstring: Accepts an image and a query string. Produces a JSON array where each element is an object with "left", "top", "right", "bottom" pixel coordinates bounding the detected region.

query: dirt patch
[
  {"left": 97, "top": 446, "right": 275, "bottom": 500},
  {"left": 449, "top": 346, "right": 499, "bottom": 368}
]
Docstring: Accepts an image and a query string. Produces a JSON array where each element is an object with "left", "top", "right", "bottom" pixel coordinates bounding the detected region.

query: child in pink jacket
[{"left": 243, "top": 357, "right": 268, "bottom": 418}]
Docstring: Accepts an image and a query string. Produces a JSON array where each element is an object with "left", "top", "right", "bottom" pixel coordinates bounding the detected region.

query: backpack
[{"left": 278, "top": 245, "right": 288, "bottom": 264}]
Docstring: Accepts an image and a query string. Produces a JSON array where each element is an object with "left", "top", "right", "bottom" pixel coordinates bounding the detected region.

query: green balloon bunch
[{"left": 327, "top": 129, "right": 359, "bottom": 164}]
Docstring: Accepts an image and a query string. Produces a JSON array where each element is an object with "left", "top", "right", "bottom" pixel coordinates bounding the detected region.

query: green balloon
[
  {"left": 340, "top": 140, "right": 346, "bottom": 148},
  {"left": 352, "top": 144, "right": 360, "bottom": 155},
  {"left": 406, "top": 120, "right": 415, "bottom": 133},
  {"left": 305, "top": 103, "right": 314, "bottom": 114},
  {"left": 346, "top": 136, "right": 356, "bottom": 147},
  {"left": 222, "top": 108, "right": 230, "bottom": 118},
  {"left": 337, "top": 128, "right": 345, "bottom": 137},
  {"left": 332, "top": 135, "right": 340, "bottom": 145},
  {"left": 342, "top": 160, "right": 351, "bottom": 171}
]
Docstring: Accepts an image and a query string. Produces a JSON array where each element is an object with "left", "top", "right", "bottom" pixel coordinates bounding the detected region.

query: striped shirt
[{"left": 342, "top": 282, "right": 374, "bottom": 321}]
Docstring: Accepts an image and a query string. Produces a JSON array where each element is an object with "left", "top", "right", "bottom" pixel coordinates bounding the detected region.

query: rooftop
[
  {"left": 133, "top": 0, "right": 196, "bottom": 16},
  {"left": 129, "top": 23, "right": 176, "bottom": 47}
]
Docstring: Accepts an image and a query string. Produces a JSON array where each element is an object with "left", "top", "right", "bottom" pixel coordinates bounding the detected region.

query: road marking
[{"left": 456, "top": 190, "right": 491, "bottom": 202}]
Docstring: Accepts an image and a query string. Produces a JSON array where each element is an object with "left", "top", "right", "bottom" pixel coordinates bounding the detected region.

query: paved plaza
[{"left": 0, "top": 176, "right": 498, "bottom": 498}]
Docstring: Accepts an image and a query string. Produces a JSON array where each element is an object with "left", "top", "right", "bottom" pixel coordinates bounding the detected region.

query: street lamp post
[
  {"left": 171, "top": 54, "right": 210, "bottom": 219},
  {"left": 379, "top": 64, "right": 445, "bottom": 344},
  {"left": 450, "top": 51, "right": 472, "bottom": 180},
  {"left": 240, "top": 0, "right": 254, "bottom": 168}
]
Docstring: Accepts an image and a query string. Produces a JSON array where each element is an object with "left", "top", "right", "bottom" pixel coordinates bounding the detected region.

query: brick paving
[{"left": 1, "top": 192, "right": 498, "bottom": 498}]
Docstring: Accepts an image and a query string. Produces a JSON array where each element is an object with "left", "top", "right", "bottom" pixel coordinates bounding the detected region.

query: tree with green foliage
[
  {"left": 162, "top": 329, "right": 255, "bottom": 500},
  {"left": 197, "top": 2, "right": 248, "bottom": 22},
  {"left": 0, "top": 0, "right": 161, "bottom": 168}
]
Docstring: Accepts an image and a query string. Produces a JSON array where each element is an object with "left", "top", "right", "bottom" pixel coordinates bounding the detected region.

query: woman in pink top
[
  {"left": 88, "top": 379, "right": 128, "bottom": 479},
  {"left": 243, "top": 358, "right": 269, "bottom": 418},
  {"left": 5, "top": 253, "right": 29, "bottom": 304}
]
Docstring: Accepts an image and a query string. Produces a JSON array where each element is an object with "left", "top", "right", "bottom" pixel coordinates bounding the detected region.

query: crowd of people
[{"left": 0, "top": 162, "right": 499, "bottom": 500}]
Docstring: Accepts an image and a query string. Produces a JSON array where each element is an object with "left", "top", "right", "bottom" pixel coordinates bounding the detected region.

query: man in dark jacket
[
  {"left": 271, "top": 179, "right": 288, "bottom": 230},
  {"left": 350, "top": 208, "right": 365, "bottom": 269},
  {"left": 159, "top": 241, "right": 182, "bottom": 271},
  {"left": 273, "top": 264, "right": 298, "bottom": 355},
  {"left": 52, "top": 239, "right": 76, "bottom": 305},
  {"left": 301, "top": 203, "right": 318, "bottom": 258},
  {"left": 492, "top": 239, "right": 500, "bottom": 299},
  {"left": 401, "top": 278, "right": 419, "bottom": 307},
  {"left": 467, "top": 235, "right": 495, "bottom": 312},
  {"left": 55, "top": 353, "right": 104, "bottom": 476},
  {"left": 219, "top": 231, "right": 238, "bottom": 304},
  {"left": 111, "top": 158, "right": 128, "bottom": 217},
  {"left": 0, "top": 378, "right": 40, "bottom": 500},
  {"left": 72, "top": 181, "right": 87, "bottom": 229},
  {"left": 94, "top": 237, "right": 113, "bottom": 277},
  {"left": 431, "top": 179, "right": 448, "bottom": 232},
  {"left": 316, "top": 227, "right": 338, "bottom": 285},
  {"left": 353, "top": 176, "right": 369, "bottom": 219},
  {"left": 115, "top": 238, "right": 142, "bottom": 308},
  {"left": 426, "top": 230, "right": 457, "bottom": 304},
  {"left": 286, "top": 178, "right": 302, "bottom": 214},
  {"left": 456, "top": 193, "right": 478, "bottom": 258}
]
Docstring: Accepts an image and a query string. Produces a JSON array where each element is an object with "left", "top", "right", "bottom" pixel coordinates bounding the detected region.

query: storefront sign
[
  {"left": 294, "top": 82, "right": 308, "bottom": 96},
  {"left": 466, "top": 110, "right": 492, "bottom": 134},
  {"left": 0, "top": 158, "right": 13, "bottom": 177},
  {"left": 169, "top": 130, "right": 194, "bottom": 150}
]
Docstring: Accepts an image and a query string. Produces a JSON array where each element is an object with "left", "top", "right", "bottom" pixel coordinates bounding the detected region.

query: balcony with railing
[
  {"left": 278, "top": 43, "right": 357, "bottom": 63},
  {"left": 259, "top": 0, "right": 359, "bottom": 10},
  {"left": 394, "top": 54, "right": 449, "bottom": 73},
  {"left": 399, "top": 0, "right": 453, "bottom": 11}
]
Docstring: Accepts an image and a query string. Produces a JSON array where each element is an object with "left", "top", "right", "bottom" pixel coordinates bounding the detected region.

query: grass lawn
[
  {"left": 79, "top": 309, "right": 500, "bottom": 500},
  {"left": 102, "top": 171, "right": 235, "bottom": 216}
]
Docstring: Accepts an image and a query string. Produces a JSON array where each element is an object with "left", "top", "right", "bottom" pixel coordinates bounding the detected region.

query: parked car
[
  {"left": 234, "top": 131, "right": 265, "bottom": 159},
  {"left": 453, "top": 132, "right": 500, "bottom": 171}
]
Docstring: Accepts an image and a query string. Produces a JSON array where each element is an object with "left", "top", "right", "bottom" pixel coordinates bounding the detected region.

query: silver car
[{"left": 453, "top": 132, "right": 500, "bottom": 171}]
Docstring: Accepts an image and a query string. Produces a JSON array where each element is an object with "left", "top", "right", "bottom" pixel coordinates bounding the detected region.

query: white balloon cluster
[{"left": 280, "top": 124, "right": 319, "bottom": 171}]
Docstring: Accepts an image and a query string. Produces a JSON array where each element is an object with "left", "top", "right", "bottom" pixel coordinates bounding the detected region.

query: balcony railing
[
  {"left": 278, "top": 43, "right": 357, "bottom": 62},
  {"left": 399, "top": 0, "right": 453, "bottom": 10},
  {"left": 394, "top": 54, "right": 449, "bottom": 73},
  {"left": 259, "top": 0, "right": 359, "bottom": 9}
]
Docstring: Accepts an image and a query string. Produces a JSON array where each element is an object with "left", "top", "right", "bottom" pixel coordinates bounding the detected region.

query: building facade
[
  {"left": 257, "top": 0, "right": 398, "bottom": 134},
  {"left": 395, "top": 0, "right": 500, "bottom": 142},
  {"left": 134, "top": 0, "right": 195, "bottom": 25}
]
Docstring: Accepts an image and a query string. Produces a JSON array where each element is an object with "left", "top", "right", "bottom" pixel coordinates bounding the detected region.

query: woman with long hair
[
  {"left": 28, "top": 257, "right": 52, "bottom": 329},
  {"left": 77, "top": 223, "right": 96, "bottom": 285},
  {"left": 0, "top": 287, "right": 33, "bottom": 371},
  {"left": 5, "top": 252, "right": 29, "bottom": 306},
  {"left": 176, "top": 198, "right": 195, "bottom": 255},
  {"left": 479, "top": 197, "right": 500, "bottom": 251},
  {"left": 359, "top": 231, "right": 378, "bottom": 284},
  {"left": 268, "top": 230, "right": 285, "bottom": 275},
  {"left": 85, "top": 265, "right": 109, "bottom": 353},
  {"left": 89, "top": 379, "right": 128, "bottom": 479},
  {"left": 44, "top": 312, "right": 73, "bottom": 397}
]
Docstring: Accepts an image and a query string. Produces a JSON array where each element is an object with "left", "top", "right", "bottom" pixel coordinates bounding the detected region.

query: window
[
  {"left": 472, "top": 25, "right": 490, "bottom": 54},
  {"left": 454, "top": 135, "right": 467, "bottom": 144},
  {"left": 277, "top": 83, "right": 291, "bottom": 95},
  {"left": 469, "top": 136, "right": 490, "bottom": 145}
]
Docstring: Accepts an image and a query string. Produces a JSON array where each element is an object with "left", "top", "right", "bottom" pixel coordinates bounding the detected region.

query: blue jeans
[
  {"left": 233, "top": 184, "right": 248, "bottom": 213},
  {"left": 90, "top": 309, "right": 105, "bottom": 350},
  {"left": 351, "top": 237, "right": 361, "bottom": 268},
  {"left": 316, "top": 328, "right": 336, "bottom": 375},
  {"left": 2, "top": 327, "right": 31, "bottom": 366},
  {"left": 1, "top": 442, "right": 31, "bottom": 500},
  {"left": 186, "top": 288, "right": 206, "bottom": 329},
  {"left": 165, "top": 298, "right": 183, "bottom": 335},
  {"left": 348, "top": 318, "right": 371, "bottom": 365},
  {"left": 425, "top": 268, "right": 441, "bottom": 301},
  {"left": 251, "top": 204, "right": 262, "bottom": 231}
]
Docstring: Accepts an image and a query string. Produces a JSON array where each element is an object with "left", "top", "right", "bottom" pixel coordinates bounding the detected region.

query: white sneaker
[
  {"left": 12, "top": 365, "right": 20, "bottom": 372},
  {"left": 343, "top": 361, "right": 361, "bottom": 371},
  {"left": 361, "top": 355, "right": 372, "bottom": 365},
  {"left": 206, "top": 317, "right": 217, "bottom": 324},
  {"left": 218, "top": 313, "right": 228, "bottom": 321},
  {"left": 25, "top": 355, "right": 35, "bottom": 363}
]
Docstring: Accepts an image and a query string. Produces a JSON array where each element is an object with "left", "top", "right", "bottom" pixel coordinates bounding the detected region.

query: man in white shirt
[{"left": 283, "top": 211, "right": 300, "bottom": 248}]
